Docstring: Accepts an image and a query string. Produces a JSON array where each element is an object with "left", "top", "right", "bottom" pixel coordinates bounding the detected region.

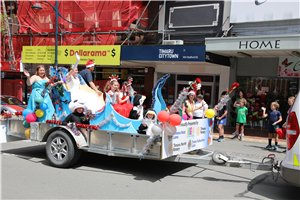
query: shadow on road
[
  {"left": 69, "top": 151, "right": 196, "bottom": 182},
  {"left": 1, "top": 144, "right": 46, "bottom": 160},
  {"left": 235, "top": 172, "right": 299, "bottom": 200},
  {"left": 244, "top": 144, "right": 286, "bottom": 154}
]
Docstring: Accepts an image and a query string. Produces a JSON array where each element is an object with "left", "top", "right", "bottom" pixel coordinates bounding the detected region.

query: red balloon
[
  {"left": 25, "top": 113, "right": 37, "bottom": 123},
  {"left": 169, "top": 114, "right": 182, "bottom": 126},
  {"left": 157, "top": 111, "right": 170, "bottom": 123}
]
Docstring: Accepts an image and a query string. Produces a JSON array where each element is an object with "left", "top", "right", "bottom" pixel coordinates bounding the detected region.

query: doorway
[{"left": 176, "top": 81, "right": 214, "bottom": 107}]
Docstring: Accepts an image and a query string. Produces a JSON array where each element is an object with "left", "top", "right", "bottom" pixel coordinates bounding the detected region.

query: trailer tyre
[
  {"left": 46, "top": 130, "right": 81, "bottom": 168},
  {"left": 212, "top": 151, "right": 228, "bottom": 165}
]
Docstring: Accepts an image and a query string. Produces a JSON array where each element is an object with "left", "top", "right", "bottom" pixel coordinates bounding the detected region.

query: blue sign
[{"left": 121, "top": 46, "right": 205, "bottom": 62}]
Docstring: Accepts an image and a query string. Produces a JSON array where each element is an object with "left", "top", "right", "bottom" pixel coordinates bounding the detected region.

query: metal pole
[
  {"left": 162, "top": 0, "right": 166, "bottom": 45},
  {"left": 55, "top": 0, "right": 58, "bottom": 67},
  {"left": 9, "top": 0, "right": 12, "bottom": 60}
]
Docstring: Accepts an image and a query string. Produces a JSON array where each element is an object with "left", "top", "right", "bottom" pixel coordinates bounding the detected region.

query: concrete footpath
[{"left": 213, "top": 126, "right": 286, "bottom": 145}]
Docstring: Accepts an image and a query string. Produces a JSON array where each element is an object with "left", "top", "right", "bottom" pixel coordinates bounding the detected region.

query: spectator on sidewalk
[
  {"left": 232, "top": 90, "right": 246, "bottom": 135},
  {"left": 217, "top": 91, "right": 228, "bottom": 142},
  {"left": 262, "top": 102, "right": 282, "bottom": 151},
  {"left": 232, "top": 98, "right": 248, "bottom": 141},
  {"left": 282, "top": 96, "right": 295, "bottom": 128}
]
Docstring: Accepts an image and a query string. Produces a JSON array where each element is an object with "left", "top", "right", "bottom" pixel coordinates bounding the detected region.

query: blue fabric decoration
[{"left": 151, "top": 74, "right": 170, "bottom": 114}]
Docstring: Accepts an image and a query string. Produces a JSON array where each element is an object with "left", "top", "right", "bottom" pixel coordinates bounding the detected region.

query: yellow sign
[{"left": 22, "top": 45, "right": 121, "bottom": 66}]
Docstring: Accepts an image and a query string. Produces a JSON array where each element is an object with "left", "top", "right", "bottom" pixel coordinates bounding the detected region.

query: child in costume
[
  {"left": 62, "top": 99, "right": 90, "bottom": 125},
  {"left": 262, "top": 102, "right": 282, "bottom": 151},
  {"left": 129, "top": 94, "right": 146, "bottom": 120},
  {"left": 182, "top": 90, "right": 196, "bottom": 120},
  {"left": 137, "top": 108, "right": 157, "bottom": 136},
  {"left": 105, "top": 76, "right": 133, "bottom": 118}
]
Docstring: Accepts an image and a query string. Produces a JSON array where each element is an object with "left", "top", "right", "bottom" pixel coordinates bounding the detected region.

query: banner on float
[
  {"left": 22, "top": 45, "right": 121, "bottom": 66},
  {"left": 162, "top": 118, "right": 214, "bottom": 159}
]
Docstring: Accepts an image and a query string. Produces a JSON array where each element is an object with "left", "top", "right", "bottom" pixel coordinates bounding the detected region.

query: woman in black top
[{"left": 62, "top": 99, "right": 89, "bottom": 126}]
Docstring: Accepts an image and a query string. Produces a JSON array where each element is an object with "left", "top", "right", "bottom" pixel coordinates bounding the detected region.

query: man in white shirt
[{"left": 193, "top": 94, "right": 208, "bottom": 119}]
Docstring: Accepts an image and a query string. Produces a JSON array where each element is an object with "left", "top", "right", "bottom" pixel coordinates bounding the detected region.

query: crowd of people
[{"left": 216, "top": 90, "right": 296, "bottom": 151}]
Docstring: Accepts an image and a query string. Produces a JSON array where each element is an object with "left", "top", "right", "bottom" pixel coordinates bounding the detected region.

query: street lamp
[
  {"left": 31, "top": 1, "right": 42, "bottom": 10},
  {"left": 31, "top": 0, "right": 78, "bottom": 68}
]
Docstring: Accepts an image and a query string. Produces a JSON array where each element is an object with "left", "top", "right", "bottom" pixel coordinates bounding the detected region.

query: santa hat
[
  {"left": 69, "top": 99, "right": 86, "bottom": 113},
  {"left": 188, "top": 90, "right": 196, "bottom": 96},
  {"left": 86, "top": 60, "right": 95, "bottom": 68}
]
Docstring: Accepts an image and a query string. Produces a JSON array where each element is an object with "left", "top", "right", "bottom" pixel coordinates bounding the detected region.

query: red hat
[{"left": 86, "top": 60, "right": 95, "bottom": 68}]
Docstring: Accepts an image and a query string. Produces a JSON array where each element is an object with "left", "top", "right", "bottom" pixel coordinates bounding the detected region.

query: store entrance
[{"left": 176, "top": 81, "right": 214, "bottom": 107}]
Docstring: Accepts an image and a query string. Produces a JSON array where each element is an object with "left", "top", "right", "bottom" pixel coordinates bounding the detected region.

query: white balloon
[
  {"left": 165, "top": 124, "right": 177, "bottom": 136},
  {"left": 151, "top": 124, "right": 163, "bottom": 136}
]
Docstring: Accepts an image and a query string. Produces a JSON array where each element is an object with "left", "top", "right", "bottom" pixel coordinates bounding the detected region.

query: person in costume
[
  {"left": 129, "top": 94, "right": 146, "bottom": 120},
  {"left": 137, "top": 108, "right": 157, "bottom": 136},
  {"left": 64, "top": 53, "right": 104, "bottom": 113},
  {"left": 79, "top": 59, "right": 102, "bottom": 96},
  {"left": 62, "top": 99, "right": 89, "bottom": 126},
  {"left": 24, "top": 65, "right": 61, "bottom": 122},
  {"left": 182, "top": 90, "right": 196, "bottom": 120},
  {"left": 105, "top": 76, "right": 134, "bottom": 118}
]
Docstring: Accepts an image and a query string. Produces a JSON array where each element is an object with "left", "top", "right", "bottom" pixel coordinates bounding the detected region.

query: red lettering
[
  {"left": 70, "top": 50, "right": 74, "bottom": 56},
  {"left": 83, "top": 51, "right": 87, "bottom": 56},
  {"left": 88, "top": 51, "right": 90, "bottom": 56},
  {"left": 91, "top": 51, "right": 94, "bottom": 56},
  {"left": 103, "top": 51, "right": 106, "bottom": 56}
]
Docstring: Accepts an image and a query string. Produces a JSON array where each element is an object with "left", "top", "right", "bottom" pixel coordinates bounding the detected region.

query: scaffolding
[
  {"left": 1, "top": 0, "right": 156, "bottom": 68},
  {"left": 1, "top": 0, "right": 16, "bottom": 70}
]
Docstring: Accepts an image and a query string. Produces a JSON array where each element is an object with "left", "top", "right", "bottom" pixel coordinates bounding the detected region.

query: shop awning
[
  {"left": 120, "top": 45, "right": 230, "bottom": 67},
  {"left": 205, "top": 34, "right": 300, "bottom": 58}
]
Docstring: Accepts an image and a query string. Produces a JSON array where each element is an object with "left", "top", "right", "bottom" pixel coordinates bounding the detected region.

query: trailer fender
[{"left": 42, "top": 126, "right": 88, "bottom": 148}]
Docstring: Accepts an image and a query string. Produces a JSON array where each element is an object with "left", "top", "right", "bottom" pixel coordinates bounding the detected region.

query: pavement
[
  {"left": 1, "top": 139, "right": 295, "bottom": 199},
  {"left": 213, "top": 126, "right": 287, "bottom": 145}
]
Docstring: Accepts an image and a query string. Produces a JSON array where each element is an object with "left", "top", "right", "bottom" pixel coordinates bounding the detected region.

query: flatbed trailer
[{"left": 2, "top": 118, "right": 277, "bottom": 173}]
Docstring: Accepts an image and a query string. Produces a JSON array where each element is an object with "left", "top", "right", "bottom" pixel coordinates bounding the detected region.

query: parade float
[{"left": 1, "top": 68, "right": 274, "bottom": 173}]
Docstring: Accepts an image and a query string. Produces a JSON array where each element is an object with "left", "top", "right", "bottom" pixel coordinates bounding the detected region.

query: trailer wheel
[
  {"left": 46, "top": 130, "right": 81, "bottom": 168},
  {"left": 212, "top": 151, "right": 228, "bottom": 165}
]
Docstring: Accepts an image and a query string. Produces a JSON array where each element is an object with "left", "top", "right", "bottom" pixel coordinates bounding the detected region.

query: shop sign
[
  {"left": 239, "top": 40, "right": 280, "bottom": 50},
  {"left": 121, "top": 46, "right": 205, "bottom": 62},
  {"left": 22, "top": 45, "right": 121, "bottom": 66},
  {"left": 162, "top": 118, "right": 213, "bottom": 159},
  {"left": 278, "top": 57, "right": 300, "bottom": 77}
]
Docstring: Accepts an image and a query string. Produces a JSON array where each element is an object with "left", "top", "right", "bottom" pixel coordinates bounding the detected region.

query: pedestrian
[
  {"left": 262, "top": 102, "right": 282, "bottom": 151},
  {"left": 232, "top": 90, "right": 246, "bottom": 135},
  {"left": 79, "top": 60, "right": 102, "bottom": 96},
  {"left": 282, "top": 96, "right": 295, "bottom": 128},
  {"left": 217, "top": 91, "right": 228, "bottom": 142},
  {"left": 193, "top": 94, "right": 208, "bottom": 119},
  {"left": 232, "top": 98, "right": 248, "bottom": 141}
]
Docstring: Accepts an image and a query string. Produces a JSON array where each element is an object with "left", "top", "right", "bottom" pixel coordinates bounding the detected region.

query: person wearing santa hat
[
  {"left": 182, "top": 90, "right": 196, "bottom": 120},
  {"left": 79, "top": 59, "right": 102, "bottom": 96}
]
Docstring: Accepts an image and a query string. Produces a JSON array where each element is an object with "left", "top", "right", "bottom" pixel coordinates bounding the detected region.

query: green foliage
[{"left": 1, "top": 12, "right": 8, "bottom": 35}]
